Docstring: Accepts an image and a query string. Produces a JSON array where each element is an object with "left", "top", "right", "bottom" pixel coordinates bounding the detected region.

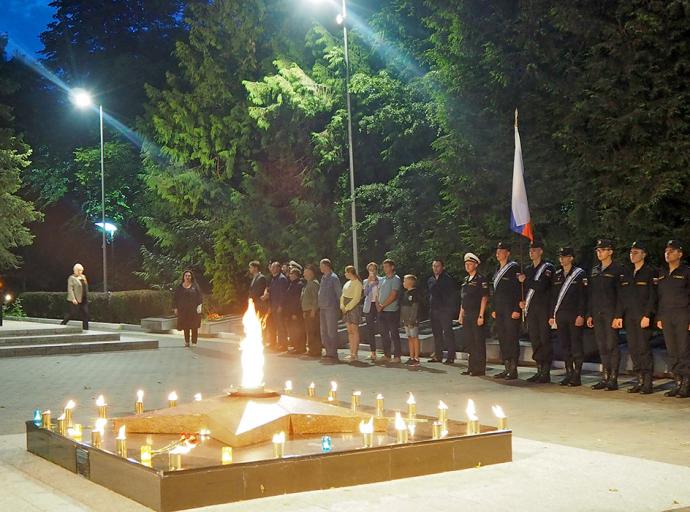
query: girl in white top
[{"left": 340, "top": 265, "right": 363, "bottom": 362}]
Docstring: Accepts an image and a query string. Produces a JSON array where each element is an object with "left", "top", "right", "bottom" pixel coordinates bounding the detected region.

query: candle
[
  {"left": 41, "top": 410, "right": 52, "bottom": 430},
  {"left": 438, "top": 400, "right": 448, "bottom": 427},
  {"left": 96, "top": 395, "right": 107, "bottom": 419},
  {"left": 194, "top": 393, "right": 202, "bottom": 401},
  {"left": 68, "top": 423, "right": 82, "bottom": 442},
  {"left": 375, "top": 394, "right": 384, "bottom": 417},
  {"left": 351, "top": 391, "right": 361, "bottom": 412},
  {"left": 466, "top": 399, "right": 479, "bottom": 435},
  {"left": 432, "top": 421, "right": 442, "bottom": 440},
  {"left": 116, "top": 425, "right": 127, "bottom": 457},
  {"left": 272, "top": 431, "right": 286, "bottom": 458},
  {"left": 135, "top": 390, "right": 144, "bottom": 414},
  {"left": 406, "top": 393, "right": 416, "bottom": 420},
  {"left": 64, "top": 400, "right": 75, "bottom": 427},
  {"left": 284, "top": 380, "right": 293, "bottom": 395},
  {"left": 168, "top": 391, "right": 178, "bottom": 408},
  {"left": 394, "top": 412, "right": 408, "bottom": 444},
  {"left": 407, "top": 421, "right": 416, "bottom": 439},
  {"left": 308, "top": 382, "right": 316, "bottom": 397},
  {"left": 221, "top": 446, "right": 233, "bottom": 465},
  {"left": 492, "top": 405, "right": 508, "bottom": 430},
  {"left": 169, "top": 452, "right": 182, "bottom": 470},
  {"left": 359, "top": 417, "right": 374, "bottom": 448},
  {"left": 56, "top": 413, "right": 66, "bottom": 435},
  {"left": 140, "top": 445, "right": 152, "bottom": 466},
  {"left": 328, "top": 381, "right": 337, "bottom": 401},
  {"left": 91, "top": 418, "right": 107, "bottom": 448}
]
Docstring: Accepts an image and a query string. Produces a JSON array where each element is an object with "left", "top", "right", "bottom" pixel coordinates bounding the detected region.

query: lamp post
[{"left": 71, "top": 89, "right": 108, "bottom": 292}]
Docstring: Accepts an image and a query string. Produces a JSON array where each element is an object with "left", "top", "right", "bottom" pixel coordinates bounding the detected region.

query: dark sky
[{"left": 0, "top": 0, "right": 55, "bottom": 56}]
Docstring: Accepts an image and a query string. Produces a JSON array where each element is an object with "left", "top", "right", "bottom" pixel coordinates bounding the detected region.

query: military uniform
[
  {"left": 523, "top": 253, "right": 555, "bottom": 383},
  {"left": 461, "top": 254, "right": 490, "bottom": 375},
  {"left": 491, "top": 242, "right": 522, "bottom": 379},
  {"left": 550, "top": 247, "right": 588, "bottom": 386},
  {"left": 656, "top": 240, "right": 690, "bottom": 397}
]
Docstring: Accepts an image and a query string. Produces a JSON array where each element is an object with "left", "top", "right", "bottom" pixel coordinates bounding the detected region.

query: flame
[
  {"left": 136, "top": 390, "right": 144, "bottom": 402},
  {"left": 240, "top": 300, "right": 265, "bottom": 389},
  {"left": 64, "top": 400, "right": 76, "bottom": 410},
  {"left": 284, "top": 380, "right": 293, "bottom": 391},
  {"left": 309, "top": 382, "right": 315, "bottom": 389},
  {"left": 117, "top": 425, "right": 126, "bottom": 440},
  {"left": 438, "top": 400, "right": 448, "bottom": 410},
  {"left": 272, "top": 431, "right": 286, "bottom": 444},
  {"left": 376, "top": 393, "right": 384, "bottom": 400},
  {"left": 353, "top": 390, "right": 362, "bottom": 397},
  {"left": 330, "top": 381, "right": 337, "bottom": 392},
  {"left": 407, "top": 422, "right": 416, "bottom": 437},
  {"left": 492, "top": 405, "right": 506, "bottom": 419},
  {"left": 168, "top": 391, "right": 178, "bottom": 401},
  {"left": 194, "top": 393, "right": 202, "bottom": 401},
  {"left": 359, "top": 417, "right": 374, "bottom": 434},
  {"left": 394, "top": 411, "right": 406, "bottom": 431},
  {"left": 57, "top": 413, "right": 66, "bottom": 421},
  {"left": 95, "top": 395, "right": 106, "bottom": 407},
  {"left": 94, "top": 418, "right": 107, "bottom": 434},
  {"left": 406, "top": 393, "right": 416, "bottom": 405},
  {"left": 466, "top": 399, "right": 478, "bottom": 421}
]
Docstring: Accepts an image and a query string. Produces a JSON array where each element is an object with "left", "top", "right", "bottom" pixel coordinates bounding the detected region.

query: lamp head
[{"left": 71, "top": 89, "right": 93, "bottom": 109}]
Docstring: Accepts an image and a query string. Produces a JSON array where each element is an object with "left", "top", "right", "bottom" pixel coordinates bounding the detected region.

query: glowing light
[
  {"left": 136, "top": 390, "right": 144, "bottom": 402},
  {"left": 394, "top": 412, "right": 406, "bottom": 431},
  {"left": 64, "top": 400, "right": 76, "bottom": 410},
  {"left": 284, "top": 380, "right": 293, "bottom": 393},
  {"left": 71, "top": 88, "right": 92, "bottom": 109},
  {"left": 406, "top": 393, "right": 415, "bottom": 405},
  {"left": 438, "top": 400, "right": 448, "bottom": 410},
  {"left": 168, "top": 391, "right": 178, "bottom": 401},
  {"left": 194, "top": 393, "right": 202, "bottom": 401},
  {"left": 492, "top": 405, "right": 506, "bottom": 418},
  {"left": 330, "top": 381, "right": 338, "bottom": 392},
  {"left": 95, "top": 395, "right": 106, "bottom": 407},
  {"left": 94, "top": 418, "right": 107, "bottom": 434},
  {"left": 466, "top": 399, "right": 478, "bottom": 421},
  {"left": 4, "top": 293, "right": 11, "bottom": 302},
  {"left": 240, "top": 300, "right": 265, "bottom": 389},
  {"left": 117, "top": 425, "right": 126, "bottom": 440}
]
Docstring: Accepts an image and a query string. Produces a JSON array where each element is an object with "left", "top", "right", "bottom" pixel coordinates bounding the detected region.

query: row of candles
[{"left": 37, "top": 383, "right": 508, "bottom": 469}]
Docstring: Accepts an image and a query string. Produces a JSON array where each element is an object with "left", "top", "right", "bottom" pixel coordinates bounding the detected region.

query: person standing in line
[
  {"left": 363, "top": 262, "right": 380, "bottom": 361},
  {"left": 266, "top": 261, "right": 289, "bottom": 352},
  {"left": 427, "top": 259, "right": 459, "bottom": 364},
  {"left": 401, "top": 274, "right": 422, "bottom": 367},
  {"left": 518, "top": 240, "right": 555, "bottom": 383},
  {"left": 301, "top": 264, "right": 322, "bottom": 358},
  {"left": 318, "top": 259, "right": 342, "bottom": 363},
  {"left": 459, "top": 253, "right": 489, "bottom": 376},
  {"left": 340, "top": 265, "right": 363, "bottom": 362},
  {"left": 587, "top": 239, "right": 624, "bottom": 391},
  {"left": 285, "top": 268, "right": 306, "bottom": 354},
  {"left": 656, "top": 240, "right": 690, "bottom": 398},
  {"left": 61, "top": 263, "right": 90, "bottom": 330},
  {"left": 613, "top": 241, "right": 657, "bottom": 394},
  {"left": 248, "top": 260, "right": 268, "bottom": 321},
  {"left": 549, "top": 247, "right": 587, "bottom": 386},
  {"left": 491, "top": 242, "right": 522, "bottom": 380},
  {"left": 377, "top": 259, "right": 403, "bottom": 364},
  {"left": 173, "top": 270, "right": 203, "bottom": 347}
]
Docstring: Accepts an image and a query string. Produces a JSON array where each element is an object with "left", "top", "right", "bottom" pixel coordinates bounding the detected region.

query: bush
[{"left": 19, "top": 290, "right": 173, "bottom": 324}]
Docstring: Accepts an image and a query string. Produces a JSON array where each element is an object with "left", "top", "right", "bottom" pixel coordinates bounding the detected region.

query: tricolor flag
[{"left": 510, "top": 110, "right": 533, "bottom": 242}]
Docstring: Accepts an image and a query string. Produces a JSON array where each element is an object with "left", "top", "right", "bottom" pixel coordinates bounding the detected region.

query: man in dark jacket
[
  {"left": 427, "top": 259, "right": 459, "bottom": 363},
  {"left": 266, "top": 261, "right": 289, "bottom": 352}
]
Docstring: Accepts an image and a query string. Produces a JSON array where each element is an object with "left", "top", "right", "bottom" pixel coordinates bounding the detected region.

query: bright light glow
[
  {"left": 168, "top": 391, "right": 178, "bottom": 401},
  {"left": 4, "top": 293, "right": 12, "bottom": 302},
  {"left": 376, "top": 393, "right": 384, "bottom": 400},
  {"left": 170, "top": 442, "right": 194, "bottom": 455},
  {"left": 240, "top": 300, "right": 265, "bottom": 389},
  {"left": 64, "top": 400, "right": 76, "bottom": 410},
  {"left": 272, "top": 431, "right": 286, "bottom": 444},
  {"left": 438, "top": 400, "right": 448, "bottom": 410},
  {"left": 194, "top": 393, "right": 202, "bottom": 401},
  {"left": 284, "top": 380, "right": 293, "bottom": 392},
  {"left": 57, "top": 413, "right": 66, "bottom": 421},
  {"left": 394, "top": 412, "right": 406, "bottom": 431},
  {"left": 492, "top": 405, "right": 506, "bottom": 419},
  {"left": 94, "top": 418, "right": 107, "bottom": 433},
  {"left": 94, "top": 222, "right": 118, "bottom": 234},
  {"left": 336, "top": 13, "right": 344, "bottom": 25},
  {"left": 117, "top": 425, "right": 126, "bottom": 440},
  {"left": 330, "top": 381, "right": 337, "bottom": 392},
  {"left": 406, "top": 393, "right": 415, "bottom": 405},
  {"left": 71, "top": 88, "right": 92, "bottom": 109},
  {"left": 359, "top": 417, "right": 374, "bottom": 434},
  {"left": 136, "top": 390, "right": 144, "bottom": 402},
  {"left": 309, "top": 382, "right": 315, "bottom": 389},
  {"left": 353, "top": 390, "right": 361, "bottom": 397},
  {"left": 95, "top": 395, "right": 106, "bottom": 407},
  {"left": 407, "top": 422, "right": 416, "bottom": 437},
  {"left": 466, "top": 399, "right": 478, "bottom": 421}
]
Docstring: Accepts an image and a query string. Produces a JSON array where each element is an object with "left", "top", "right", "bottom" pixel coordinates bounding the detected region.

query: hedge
[{"left": 20, "top": 290, "right": 173, "bottom": 324}]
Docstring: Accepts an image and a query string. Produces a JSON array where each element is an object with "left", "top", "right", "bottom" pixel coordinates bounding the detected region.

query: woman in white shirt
[{"left": 340, "top": 265, "right": 363, "bottom": 362}]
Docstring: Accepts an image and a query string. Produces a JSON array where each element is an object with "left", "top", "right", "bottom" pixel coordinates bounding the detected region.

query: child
[{"left": 401, "top": 274, "right": 421, "bottom": 366}]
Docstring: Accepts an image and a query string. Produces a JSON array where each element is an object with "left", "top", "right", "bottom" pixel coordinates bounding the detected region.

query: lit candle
[
  {"left": 96, "top": 395, "right": 107, "bottom": 419},
  {"left": 64, "top": 400, "right": 75, "bottom": 427},
  {"left": 351, "top": 390, "right": 362, "bottom": 412},
  {"left": 407, "top": 393, "right": 416, "bottom": 420},
  {"left": 140, "top": 445, "right": 152, "bottom": 466},
  {"left": 56, "top": 413, "right": 66, "bottom": 435},
  {"left": 328, "top": 381, "right": 337, "bottom": 401},
  {"left": 168, "top": 391, "right": 178, "bottom": 408},
  {"left": 91, "top": 418, "right": 107, "bottom": 448},
  {"left": 438, "top": 400, "right": 448, "bottom": 427},
  {"left": 135, "top": 390, "right": 144, "bottom": 414},
  {"left": 194, "top": 393, "right": 202, "bottom": 401},
  {"left": 407, "top": 421, "right": 416, "bottom": 439},
  {"left": 272, "top": 431, "right": 286, "bottom": 458},
  {"left": 116, "top": 425, "right": 127, "bottom": 457},
  {"left": 308, "top": 382, "right": 316, "bottom": 398},
  {"left": 284, "top": 380, "right": 293, "bottom": 395},
  {"left": 376, "top": 394, "right": 384, "bottom": 417},
  {"left": 221, "top": 446, "right": 233, "bottom": 465},
  {"left": 395, "top": 412, "right": 408, "bottom": 443},
  {"left": 466, "top": 399, "right": 479, "bottom": 435},
  {"left": 41, "top": 410, "right": 52, "bottom": 430},
  {"left": 432, "top": 421, "right": 442, "bottom": 440},
  {"left": 492, "top": 405, "right": 508, "bottom": 430},
  {"left": 359, "top": 417, "right": 374, "bottom": 448},
  {"left": 68, "top": 423, "right": 82, "bottom": 442}
]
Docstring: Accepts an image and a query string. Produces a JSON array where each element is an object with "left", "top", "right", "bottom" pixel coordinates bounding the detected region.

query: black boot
[
  {"left": 494, "top": 361, "right": 509, "bottom": 379},
  {"left": 526, "top": 364, "right": 541, "bottom": 382},
  {"left": 664, "top": 375, "right": 682, "bottom": 397},
  {"left": 677, "top": 376, "right": 690, "bottom": 398},
  {"left": 559, "top": 360, "right": 573, "bottom": 386},
  {"left": 537, "top": 363, "right": 552, "bottom": 383},
  {"left": 605, "top": 369, "right": 619, "bottom": 391},
  {"left": 640, "top": 373, "right": 653, "bottom": 395},
  {"left": 568, "top": 360, "right": 583, "bottom": 387},
  {"left": 505, "top": 359, "right": 518, "bottom": 380},
  {"left": 591, "top": 368, "right": 609, "bottom": 390},
  {"left": 627, "top": 373, "right": 643, "bottom": 393}
]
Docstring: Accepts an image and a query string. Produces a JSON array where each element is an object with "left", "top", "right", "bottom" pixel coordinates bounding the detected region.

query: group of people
[{"left": 245, "top": 237, "right": 690, "bottom": 399}]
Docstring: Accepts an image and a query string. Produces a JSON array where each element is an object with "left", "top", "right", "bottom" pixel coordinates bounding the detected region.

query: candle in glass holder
[
  {"left": 169, "top": 452, "right": 182, "bottom": 470},
  {"left": 351, "top": 391, "right": 361, "bottom": 412},
  {"left": 394, "top": 412, "right": 408, "bottom": 443},
  {"left": 221, "top": 446, "right": 233, "bottom": 465},
  {"left": 406, "top": 393, "right": 416, "bottom": 420},
  {"left": 272, "top": 431, "right": 286, "bottom": 458},
  {"left": 91, "top": 418, "right": 107, "bottom": 448},
  {"left": 140, "top": 445, "right": 152, "bottom": 466},
  {"left": 56, "top": 413, "right": 66, "bottom": 435},
  {"left": 284, "top": 380, "right": 293, "bottom": 395},
  {"left": 376, "top": 394, "right": 384, "bottom": 417},
  {"left": 466, "top": 399, "right": 479, "bottom": 435},
  {"left": 438, "top": 400, "right": 448, "bottom": 427},
  {"left": 328, "top": 381, "right": 337, "bottom": 401},
  {"left": 96, "top": 395, "right": 107, "bottom": 419},
  {"left": 492, "top": 405, "right": 508, "bottom": 430},
  {"left": 41, "top": 410, "right": 52, "bottom": 430},
  {"left": 168, "top": 391, "right": 178, "bottom": 408},
  {"left": 135, "top": 390, "right": 144, "bottom": 414},
  {"left": 64, "top": 400, "right": 75, "bottom": 427},
  {"left": 359, "top": 417, "right": 374, "bottom": 448},
  {"left": 68, "top": 423, "right": 82, "bottom": 442},
  {"left": 432, "top": 421, "right": 442, "bottom": 440},
  {"left": 308, "top": 382, "right": 316, "bottom": 397},
  {"left": 116, "top": 425, "right": 127, "bottom": 457}
]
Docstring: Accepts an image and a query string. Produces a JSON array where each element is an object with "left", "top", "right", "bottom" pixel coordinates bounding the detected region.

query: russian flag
[{"left": 510, "top": 110, "right": 533, "bottom": 242}]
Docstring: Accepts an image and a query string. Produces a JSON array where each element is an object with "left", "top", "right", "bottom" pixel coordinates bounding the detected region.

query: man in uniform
[
  {"left": 613, "top": 241, "right": 657, "bottom": 394},
  {"left": 587, "top": 239, "right": 624, "bottom": 391},
  {"left": 459, "top": 253, "right": 489, "bottom": 376},
  {"left": 491, "top": 242, "right": 522, "bottom": 380},
  {"left": 656, "top": 240, "right": 690, "bottom": 398},
  {"left": 549, "top": 247, "right": 587, "bottom": 386},
  {"left": 518, "top": 240, "right": 554, "bottom": 383}
]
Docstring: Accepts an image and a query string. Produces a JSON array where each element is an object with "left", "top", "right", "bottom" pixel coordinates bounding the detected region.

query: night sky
[{"left": 0, "top": 0, "right": 55, "bottom": 56}]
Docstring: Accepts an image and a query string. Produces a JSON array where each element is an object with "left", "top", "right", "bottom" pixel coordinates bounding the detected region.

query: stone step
[
  {"left": 0, "top": 325, "right": 82, "bottom": 337},
  {"left": 0, "top": 332, "right": 121, "bottom": 346},
  {"left": 0, "top": 337, "right": 159, "bottom": 357}
]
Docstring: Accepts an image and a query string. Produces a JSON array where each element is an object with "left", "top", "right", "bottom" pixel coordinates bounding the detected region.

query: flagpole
[{"left": 515, "top": 108, "right": 526, "bottom": 324}]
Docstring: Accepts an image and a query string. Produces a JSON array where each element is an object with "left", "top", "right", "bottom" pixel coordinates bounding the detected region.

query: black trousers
[
  {"left": 430, "top": 308, "right": 456, "bottom": 360},
  {"left": 555, "top": 310, "right": 583, "bottom": 363},
  {"left": 182, "top": 328, "right": 198, "bottom": 345},
  {"left": 592, "top": 311, "right": 621, "bottom": 372},
  {"left": 303, "top": 311, "right": 321, "bottom": 356},
  {"left": 624, "top": 312, "right": 653, "bottom": 374},
  {"left": 661, "top": 309, "right": 690, "bottom": 376},
  {"left": 287, "top": 314, "right": 306, "bottom": 353},
  {"left": 62, "top": 302, "right": 89, "bottom": 330},
  {"left": 364, "top": 308, "right": 378, "bottom": 352},
  {"left": 494, "top": 309, "right": 520, "bottom": 361},
  {"left": 527, "top": 308, "right": 552, "bottom": 365},
  {"left": 463, "top": 312, "right": 486, "bottom": 373},
  {"left": 379, "top": 310, "right": 402, "bottom": 358},
  {"left": 266, "top": 309, "right": 288, "bottom": 349}
]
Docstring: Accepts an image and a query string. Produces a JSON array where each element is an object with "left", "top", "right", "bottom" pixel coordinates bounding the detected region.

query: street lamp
[
  {"left": 309, "top": 0, "right": 359, "bottom": 271},
  {"left": 71, "top": 88, "right": 108, "bottom": 292}
]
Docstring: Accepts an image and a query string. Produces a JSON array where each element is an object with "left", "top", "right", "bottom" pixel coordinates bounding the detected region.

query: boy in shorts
[{"left": 401, "top": 274, "right": 421, "bottom": 366}]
